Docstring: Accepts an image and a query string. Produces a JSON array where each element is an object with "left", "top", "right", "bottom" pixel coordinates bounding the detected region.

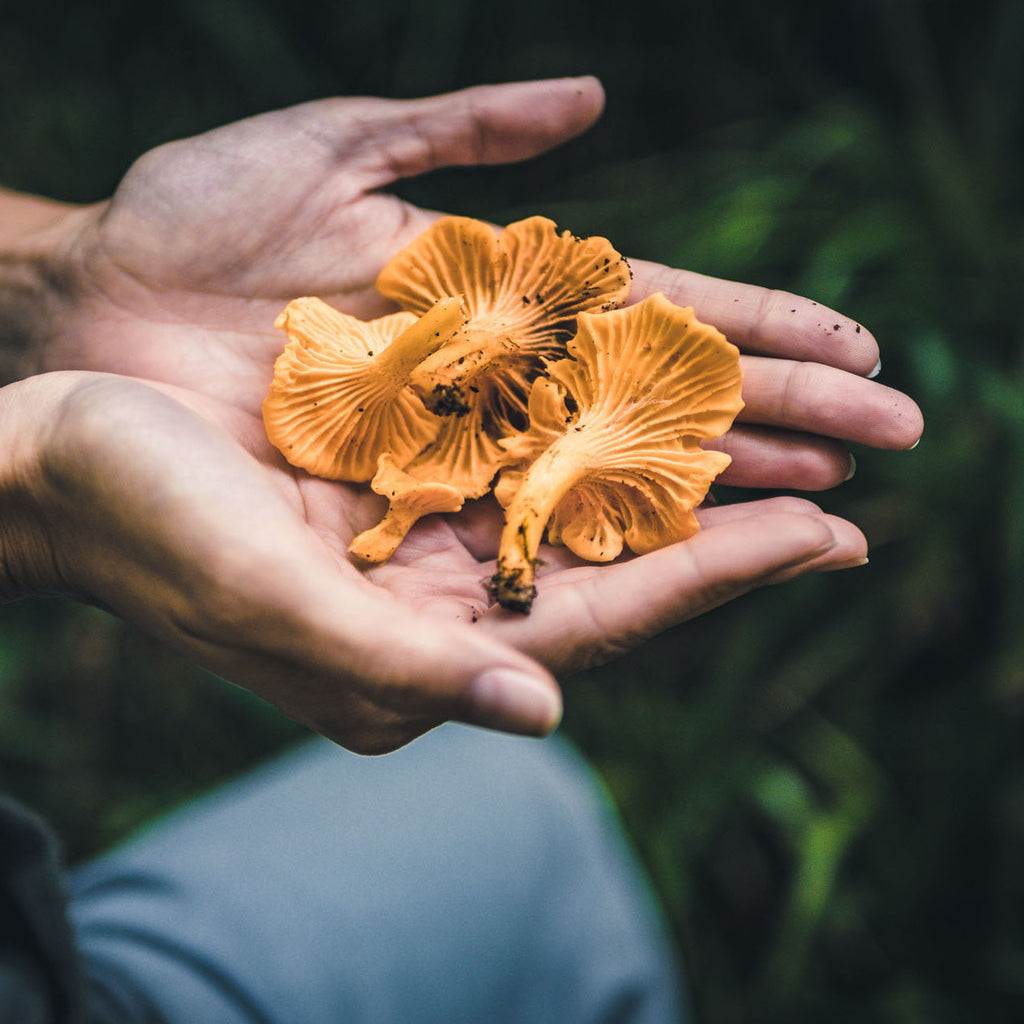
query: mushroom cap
[
  {"left": 489, "top": 293, "right": 743, "bottom": 610},
  {"left": 377, "top": 214, "right": 631, "bottom": 336},
  {"left": 377, "top": 215, "right": 632, "bottom": 425},
  {"left": 263, "top": 296, "right": 464, "bottom": 482}
]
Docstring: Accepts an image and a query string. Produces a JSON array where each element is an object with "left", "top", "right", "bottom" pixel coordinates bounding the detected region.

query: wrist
[
  {"left": 0, "top": 375, "right": 66, "bottom": 601},
  {"left": 0, "top": 190, "right": 102, "bottom": 385}
]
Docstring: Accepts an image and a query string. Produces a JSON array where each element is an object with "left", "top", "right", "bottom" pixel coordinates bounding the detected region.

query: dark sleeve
[{"left": 0, "top": 795, "right": 83, "bottom": 1024}]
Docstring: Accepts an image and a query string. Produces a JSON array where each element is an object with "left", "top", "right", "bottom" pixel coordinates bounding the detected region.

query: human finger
[
  {"left": 706, "top": 424, "right": 855, "bottom": 490},
  {"left": 628, "top": 258, "right": 880, "bottom": 376},
  {"left": 480, "top": 510, "right": 866, "bottom": 675},
  {"left": 736, "top": 355, "right": 923, "bottom": 449},
  {"left": 342, "top": 77, "right": 606, "bottom": 190},
  {"left": 178, "top": 575, "right": 566, "bottom": 753}
]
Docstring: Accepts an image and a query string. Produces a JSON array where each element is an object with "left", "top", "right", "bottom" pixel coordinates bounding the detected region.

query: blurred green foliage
[{"left": 2, "top": 0, "right": 1022, "bottom": 1020}]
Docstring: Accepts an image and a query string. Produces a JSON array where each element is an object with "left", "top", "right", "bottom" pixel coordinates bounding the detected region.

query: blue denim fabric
[{"left": 68, "top": 726, "right": 687, "bottom": 1023}]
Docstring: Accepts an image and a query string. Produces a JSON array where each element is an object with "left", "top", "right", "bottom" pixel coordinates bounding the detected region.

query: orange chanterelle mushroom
[
  {"left": 347, "top": 454, "right": 465, "bottom": 565},
  {"left": 374, "top": 215, "right": 632, "bottom": 499},
  {"left": 263, "top": 295, "right": 465, "bottom": 481},
  {"left": 264, "top": 216, "right": 632, "bottom": 567},
  {"left": 486, "top": 293, "right": 744, "bottom": 614},
  {"left": 263, "top": 219, "right": 743, "bottom": 602}
]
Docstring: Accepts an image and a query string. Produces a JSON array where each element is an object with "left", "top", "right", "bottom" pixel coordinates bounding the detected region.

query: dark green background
[{"left": 2, "top": 1, "right": 1022, "bottom": 1020}]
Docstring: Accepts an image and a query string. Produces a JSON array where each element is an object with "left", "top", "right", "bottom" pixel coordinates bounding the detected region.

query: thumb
[
  {"left": 334, "top": 593, "right": 565, "bottom": 743},
  {"left": 213, "top": 573, "right": 565, "bottom": 755},
  {"left": 343, "top": 76, "right": 606, "bottom": 188}
]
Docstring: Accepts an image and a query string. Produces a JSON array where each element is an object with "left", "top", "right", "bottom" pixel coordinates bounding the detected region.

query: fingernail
[
  {"left": 844, "top": 454, "right": 857, "bottom": 481},
  {"left": 908, "top": 437, "right": 921, "bottom": 450},
  {"left": 826, "top": 556, "right": 870, "bottom": 571},
  {"left": 470, "top": 669, "right": 563, "bottom": 736},
  {"left": 868, "top": 359, "right": 882, "bottom": 379}
]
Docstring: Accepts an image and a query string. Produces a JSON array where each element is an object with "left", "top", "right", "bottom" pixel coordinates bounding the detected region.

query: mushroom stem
[
  {"left": 348, "top": 506, "right": 431, "bottom": 564},
  {"left": 374, "top": 296, "right": 466, "bottom": 378},
  {"left": 487, "top": 435, "right": 591, "bottom": 613},
  {"left": 409, "top": 327, "right": 515, "bottom": 415},
  {"left": 348, "top": 455, "right": 465, "bottom": 565}
]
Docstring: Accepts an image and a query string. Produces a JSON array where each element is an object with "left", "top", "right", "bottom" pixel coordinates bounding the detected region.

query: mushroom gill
[
  {"left": 376, "top": 215, "right": 632, "bottom": 432},
  {"left": 263, "top": 295, "right": 466, "bottom": 481},
  {"left": 487, "top": 293, "right": 744, "bottom": 614}
]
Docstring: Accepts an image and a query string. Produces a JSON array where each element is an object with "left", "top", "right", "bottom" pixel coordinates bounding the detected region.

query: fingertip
[
  {"left": 506, "top": 75, "right": 606, "bottom": 140},
  {"left": 903, "top": 405, "right": 925, "bottom": 450},
  {"left": 467, "top": 666, "right": 564, "bottom": 737},
  {"left": 750, "top": 512, "right": 866, "bottom": 586},
  {"left": 883, "top": 390, "right": 925, "bottom": 451},
  {"left": 800, "top": 514, "right": 868, "bottom": 571},
  {"left": 731, "top": 509, "right": 842, "bottom": 570},
  {"left": 824, "top": 555, "right": 871, "bottom": 571},
  {"left": 845, "top": 325, "right": 881, "bottom": 378},
  {"left": 567, "top": 74, "right": 606, "bottom": 118},
  {"left": 772, "top": 294, "right": 880, "bottom": 377},
  {"left": 786, "top": 511, "right": 842, "bottom": 561}
]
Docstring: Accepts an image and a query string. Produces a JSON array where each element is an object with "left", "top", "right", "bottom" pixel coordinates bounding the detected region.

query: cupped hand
[
  {"left": 41, "top": 77, "right": 921, "bottom": 490},
  {"left": 3, "top": 78, "right": 917, "bottom": 754},
  {"left": 0, "top": 372, "right": 866, "bottom": 753}
]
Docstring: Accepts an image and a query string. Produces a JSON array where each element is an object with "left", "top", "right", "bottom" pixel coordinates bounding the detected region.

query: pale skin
[{"left": 0, "top": 77, "right": 923, "bottom": 754}]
